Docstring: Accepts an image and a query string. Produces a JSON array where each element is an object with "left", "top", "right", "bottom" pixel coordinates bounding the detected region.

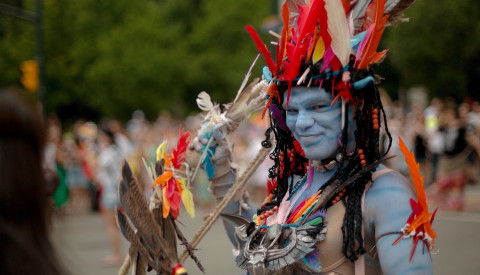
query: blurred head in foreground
[{"left": 0, "top": 88, "right": 64, "bottom": 275}]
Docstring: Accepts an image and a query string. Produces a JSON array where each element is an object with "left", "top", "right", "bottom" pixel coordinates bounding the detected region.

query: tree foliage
[
  {"left": 383, "top": 0, "right": 480, "bottom": 100},
  {"left": 3, "top": 0, "right": 478, "bottom": 122},
  {"left": 0, "top": 0, "right": 270, "bottom": 121}
]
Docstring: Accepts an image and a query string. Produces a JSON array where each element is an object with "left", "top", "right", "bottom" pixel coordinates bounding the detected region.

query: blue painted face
[{"left": 283, "top": 87, "right": 344, "bottom": 161}]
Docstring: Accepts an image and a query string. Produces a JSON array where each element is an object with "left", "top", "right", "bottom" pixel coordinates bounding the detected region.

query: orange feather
[
  {"left": 398, "top": 137, "right": 427, "bottom": 209},
  {"left": 398, "top": 136, "right": 437, "bottom": 239},
  {"left": 355, "top": 0, "right": 390, "bottom": 69},
  {"left": 291, "top": 190, "right": 321, "bottom": 223}
]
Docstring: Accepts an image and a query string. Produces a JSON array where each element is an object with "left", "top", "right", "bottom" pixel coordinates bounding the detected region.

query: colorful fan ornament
[
  {"left": 117, "top": 128, "right": 203, "bottom": 275},
  {"left": 395, "top": 137, "right": 437, "bottom": 261},
  {"left": 153, "top": 128, "right": 195, "bottom": 220}
]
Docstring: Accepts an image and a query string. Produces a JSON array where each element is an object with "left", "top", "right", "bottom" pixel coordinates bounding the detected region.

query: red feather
[
  {"left": 171, "top": 128, "right": 191, "bottom": 169},
  {"left": 246, "top": 25, "right": 278, "bottom": 76},
  {"left": 341, "top": 0, "right": 350, "bottom": 15},
  {"left": 281, "top": 0, "right": 324, "bottom": 81}
]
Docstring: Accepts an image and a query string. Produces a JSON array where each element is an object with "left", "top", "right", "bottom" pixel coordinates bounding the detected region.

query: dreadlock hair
[{"left": 258, "top": 59, "right": 393, "bottom": 262}]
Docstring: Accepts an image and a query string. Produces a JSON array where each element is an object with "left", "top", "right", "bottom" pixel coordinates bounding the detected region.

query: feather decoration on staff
[
  {"left": 393, "top": 137, "right": 437, "bottom": 261},
  {"left": 355, "top": 0, "right": 390, "bottom": 69},
  {"left": 325, "top": 0, "right": 352, "bottom": 67},
  {"left": 117, "top": 159, "right": 204, "bottom": 275},
  {"left": 154, "top": 128, "right": 194, "bottom": 219}
]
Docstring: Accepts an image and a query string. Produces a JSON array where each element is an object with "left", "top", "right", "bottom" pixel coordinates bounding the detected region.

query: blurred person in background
[
  {"left": 109, "top": 119, "right": 134, "bottom": 159},
  {"left": 424, "top": 97, "right": 444, "bottom": 185},
  {"left": 76, "top": 121, "right": 100, "bottom": 211},
  {"left": 95, "top": 124, "right": 124, "bottom": 266},
  {"left": 427, "top": 105, "right": 474, "bottom": 210},
  {"left": 61, "top": 131, "right": 90, "bottom": 214},
  {"left": 44, "top": 114, "right": 70, "bottom": 211},
  {"left": 0, "top": 88, "right": 65, "bottom": 275}
]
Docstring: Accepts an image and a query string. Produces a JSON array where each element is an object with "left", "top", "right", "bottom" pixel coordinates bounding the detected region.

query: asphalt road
[{"left": 52, "top": 185, "right": 480, "bottom": 275}]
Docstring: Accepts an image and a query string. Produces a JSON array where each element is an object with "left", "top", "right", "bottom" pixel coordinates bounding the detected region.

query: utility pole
[
  {"left": 0, "top": 1, "right": 45, "bottom": 110},
  {"left": 34, "top": 0, "right": 45, "bottom": 108}
]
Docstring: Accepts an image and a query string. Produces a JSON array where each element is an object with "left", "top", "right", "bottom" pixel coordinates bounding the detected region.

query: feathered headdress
[{"left": 247, "top": 0, "right": 415, "bottom": 110}]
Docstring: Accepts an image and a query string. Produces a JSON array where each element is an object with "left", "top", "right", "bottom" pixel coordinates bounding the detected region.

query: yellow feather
[
  {"left": 156, "top": 141, "right": 167, "bottom": 162},
  {"left": 312, "top": 38, "right": 325, "bottom": 64}
]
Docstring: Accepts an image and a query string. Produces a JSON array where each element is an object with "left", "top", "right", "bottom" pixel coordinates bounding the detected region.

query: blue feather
[
  {"left": 202, "top": 144, "right": 216, "bottom": 179},
  {"left": 351, "top": 31, "right": 367, "bottom": 50}
]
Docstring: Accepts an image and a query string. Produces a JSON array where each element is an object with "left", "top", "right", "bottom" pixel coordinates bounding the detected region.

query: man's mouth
[{"left": 299, "top": 134, "right": 322, "bottom": 145}]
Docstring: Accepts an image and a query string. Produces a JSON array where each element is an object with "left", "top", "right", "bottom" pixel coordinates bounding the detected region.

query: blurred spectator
[
  {"left": 95, "top": 124, "right": 124, "bottom": 266},
  {"left": 427, "top": 107, "right": 472, "bottom": 210},
  {"left": 0, "top": 89, "right": 65, "bottom": 274},
  {"left": 61, "top": 132, "right": 90, "bottom": 214}
]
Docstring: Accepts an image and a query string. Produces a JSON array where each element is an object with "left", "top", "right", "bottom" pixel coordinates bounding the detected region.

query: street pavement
[{"left": 52, "top": 184, "right": 480, "bottom": 275}]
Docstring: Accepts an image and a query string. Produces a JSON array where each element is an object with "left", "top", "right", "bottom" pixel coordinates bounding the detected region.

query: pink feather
[
  {"left": 272, "top": 193, "right": 291, "bottom": 225},
  {"left": 320, "top": 46, "right": 335, "bottom": 72}
]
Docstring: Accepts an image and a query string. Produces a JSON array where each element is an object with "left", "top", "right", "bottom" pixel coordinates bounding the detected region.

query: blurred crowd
[
  {"left": 382, "top": 97, "right": 480, "bottom": 211},
  {"left": 45, "top": 97, "right": 480, "bottom": 220}
]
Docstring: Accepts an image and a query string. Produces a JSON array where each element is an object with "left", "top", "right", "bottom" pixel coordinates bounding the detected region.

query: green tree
[
  {"left": 0, "top": 0, "right": 270, "bottom": 122},
  {"left": 384, "top": 0, "right": 480, "bottom": 100}
]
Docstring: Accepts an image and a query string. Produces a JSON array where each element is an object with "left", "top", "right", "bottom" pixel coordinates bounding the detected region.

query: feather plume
[
  {"left": 270, "top": 104, "right": 287, "bottom": 130},
  {"left": 275, "top": 193, "right": 291, "bottom": 224},
  {"left": 117, "top": 162, "right": 184, "bottom": 274},
  {"left": 396, "top": 137, "right": 437, "bottom": 260},
  {"left": 282, "top": 0, "right": 324, "bottom": 81},
  {"left": 354, "top": 0, "right": 390, "bottom": 69},
  {"left": 245, "top": 25, "right": 278, "bottom": 75},
  {"left": 227, "top": 78, "right": 264, "bottom": 126},
  {"left": 291, "top": 190, "right": 321, "bottom": 223},
  {"left": 234, "top": 55, "right": 260, "bottom": 104},
  {"left": 398, "top": 137, "right": 427, "bottom": 214},
  {"left": 350, "top": 0, "right": 371, "bottom": 32},
  {"left": 286, "top": 0, "right": 305, "bottom": 13},
  {"left": 118, "top": 160, "right": 203, "bottom": 274},
  {"left": 197, "top": 92, "right": 218, "bottom": 117},
  {"left": 278, "top": 3, "right": 291, "bottom": 68},
  {"left": 172, "top": 128, "right": 191, "bottom": 169},
  {"left": 312, "top": 36, "right": 326, "bottom": 64},
  {"left": 325, "top": 0, "right": 352, "bottom": 66},
  {"left": 385, "top": 0, "right": 416, "bottom": 25}
]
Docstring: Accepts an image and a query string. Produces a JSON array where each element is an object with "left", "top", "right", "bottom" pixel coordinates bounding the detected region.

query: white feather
[
  {"left": 326, "top": 0, "right": 352, "bottom": 66},
  {"left": 351, "top": 0, "right": 370, "bottom": 32},
  {"left": 196, "top": 92, "right": 215, "bottom": 112}
]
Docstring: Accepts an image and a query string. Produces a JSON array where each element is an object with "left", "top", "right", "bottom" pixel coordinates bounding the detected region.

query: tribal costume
[
  {"left": 197, "top": 0, "right": 437, "bottom": 274},
  {"left": 117, "top": 1, "right": 437, "bottom": 274}
]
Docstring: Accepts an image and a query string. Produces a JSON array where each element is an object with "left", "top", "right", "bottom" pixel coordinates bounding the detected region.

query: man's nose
[{"left": 295, "top": 111, "right": 314, "bottom": 130}]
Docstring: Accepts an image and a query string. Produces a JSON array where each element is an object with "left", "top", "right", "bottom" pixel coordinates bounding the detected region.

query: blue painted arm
[
  {"left": 364, "top": 170, "right": 434, "bottom": 275},
  {"left": 191, "top": 128, "right": 256, "bottom": 246}
]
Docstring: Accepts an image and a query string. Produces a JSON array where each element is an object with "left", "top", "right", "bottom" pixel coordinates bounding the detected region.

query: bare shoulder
[{"left": 364, "top": 166, "right": 416, "bottom": 234}]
